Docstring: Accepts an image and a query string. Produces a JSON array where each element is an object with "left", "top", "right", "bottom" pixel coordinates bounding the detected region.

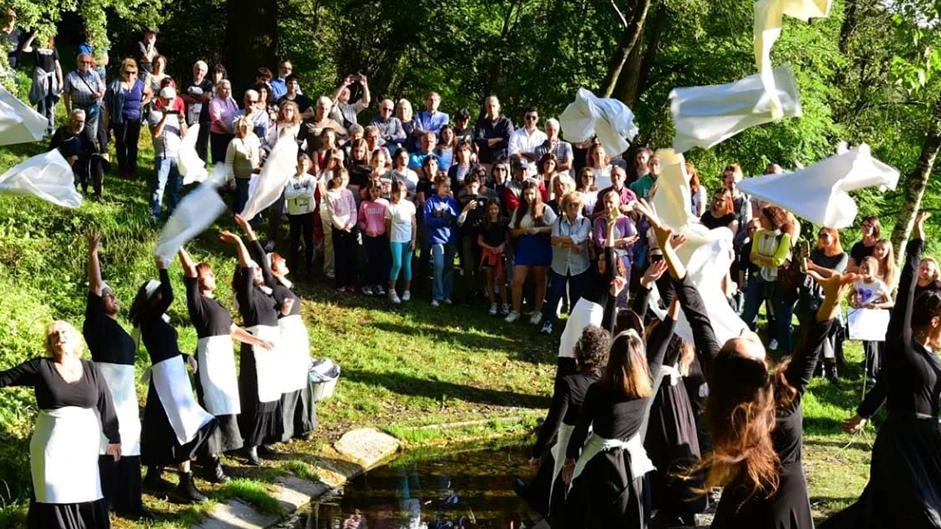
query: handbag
[{"left": 777, "top": 255, "right": 804, "bottom": 295}]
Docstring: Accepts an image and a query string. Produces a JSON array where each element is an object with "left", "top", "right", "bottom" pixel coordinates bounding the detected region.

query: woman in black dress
[
  {"left": 235, "top": 214, "right": 318, "bottom": 443},
  {"left": 177, "top": 247, "right": 273, "bottom": 482},
  {"left": 699, "top": 187, "right": 739, "bottom": 234},
  {"left": 220, "top": 230, "right": 288, "bottom": 465},
  {"left": 637, "top": 199, "right": 855, "bottom": 529},
  {"left": 823, "top": 212, "right": 941, "bottom": 529},
  {"left": 83, "top": 232, "right": 149, "bottom": 519},
  {"left": 0, "top": 321, "right": 120, "bottom": 529},
  {"left": 132, "top": 258, "right": 216, "bottom": 503}
]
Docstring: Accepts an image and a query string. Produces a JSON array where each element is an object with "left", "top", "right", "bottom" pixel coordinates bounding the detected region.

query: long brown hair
[
  {"left": 874, "top": 238, "right": 896, "bottom": 288},
  {"left": 601, "top": 329, "right": 652, "bottom": 399},
  {"left": 512, "top": 180, "right": 546, "bottom": 229}
]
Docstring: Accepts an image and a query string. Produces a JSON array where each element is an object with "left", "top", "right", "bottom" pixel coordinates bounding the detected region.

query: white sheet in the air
[
  {"left": 241, "top": 138, "right": 297, "bottom": 220},
  {"left": 670, "top": 66, "right": 802, "bottom": 154},
  {"left": 0, "top": 84, "right": 47, "bottom": 145},
  {"left": 178, "top": 123, "right": 208, "bottom": 185},
  {"left": 559, "top": 88, "right": 639, "bottom": 158},
  {"left": 0, "top": 149, "right": 82, "bottom": 208},
  {"left": 155, "top": 170, "right": 227, "bottom": 262},
  {"left": 736, "top": 144, "right": 899, "bottom": 228}
]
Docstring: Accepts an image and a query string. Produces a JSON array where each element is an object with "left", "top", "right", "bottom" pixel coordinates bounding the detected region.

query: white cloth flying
[
  {"left": 155, "top": 168, "right": 227, "bottom": 262},
  {"left": 736, "top": 144, "right": 899, "bottom": 229},
  {"left": 178, "top": 123, "right": 208, "bottom": 185},
  {"left": 0, "top": 84, "right": 47, "bottom": 145},
  {"left": 669, "top": 66, "right": 802, "bottom": 154},
  {"left": 559, "top": 88, "right": 639, "bottom": 158},
  {"left": 241, "top": 137, "right": 298, "bottom": 220},
  {"left": 754, "top": 0, "right": 832, "bottom": 119},
  {"left": 0, "top": 149, "right": 82, "bottom": 207}
]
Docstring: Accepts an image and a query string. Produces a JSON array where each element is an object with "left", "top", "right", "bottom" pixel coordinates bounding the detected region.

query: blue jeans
[
  {"left": 543, "top": 269, "right": 587, "bottom": 325},
  {"left": 773, "top": 289, "right": 797, "bottom": 353},
  {"left": 741, "top": 276, "right": 770, "bottom": 331},
  {"left": 150, "top": 155, "right": 182, "bottom": 219},
  {"left": 431, "top": 243, "right": 455, "bottom": 302}
]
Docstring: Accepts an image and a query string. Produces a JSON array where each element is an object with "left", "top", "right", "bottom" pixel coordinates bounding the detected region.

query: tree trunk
[
  {"left": 224, "top": 0, "right": 279, "bottom": 94},
  {"left": 613, "top": 0, "right": 665, "bottom": 106},
  {"left": 890, "top": 98, "right": 941, "bottom": 260},
  {"left": 600, "top": 0, "right": 653, "bottom": 98}
]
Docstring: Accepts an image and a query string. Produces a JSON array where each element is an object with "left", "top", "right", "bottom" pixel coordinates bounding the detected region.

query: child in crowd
[
  {"left": 386, "top": 180, "right": 417, "bottom": 303},
  {"left": 317, "top": 148, "right": 344, "bottom": 279},
  {"left": 457, "top": 172, "right": 490, "bottom": 303},
  {"left": 852, "top": 256, "right": 894, "bottom": 383},
  {"left": 369, "top": 149, "right": 392, "bottom": 200},
  {"left": 423, "top": 174, "right": 459, "bottom": 306},
  {"left": 478, "top": 199, "right": 510, "bottom": 316},
  {"left": 284, "top": 153, "right": 317, "bottom": 278},
  {"left": 326, "top": 167, "right": 358, "bottom": 292},
  {"left": 358, "top": 182, "right": 390, "bottom": 296}
]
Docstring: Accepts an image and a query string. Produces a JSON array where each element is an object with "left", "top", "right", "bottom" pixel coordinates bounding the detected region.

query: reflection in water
[{"left": 301, "top": 446, "right": 546, "bottom": 529}]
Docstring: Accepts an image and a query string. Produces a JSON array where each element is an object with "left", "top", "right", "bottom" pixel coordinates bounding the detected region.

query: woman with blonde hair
[
  {"left": 225, "top": 116, "right": 262, "bottom": 215},
  {"left": 873, "top": 238, "right": 897, "bottom": 290},
  {"left": 587, "top": 142, "right": 613, "bottom": 190},
  {"left": 105, "top": 57, "right": 152, "bottom": 179},
  {"left": 0, "top": 320, "right": 121, "bottom": 528},
  {"left": 395, "top": 98, "right": 417, "bottom": 150}
]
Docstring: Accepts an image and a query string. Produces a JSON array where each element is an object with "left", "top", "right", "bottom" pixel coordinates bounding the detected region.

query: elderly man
[
  {"left": 415, "top": 91, "right": 449, "bottom": 139},
  {"left": 270, "top": 60, "right": 296, "bottom": 101},
  {"left": 371, "top": 98, "right": 406, "bottom": 149},
  {"left": 331, "top": 74, "right": 370, "bottom": 127},
  {"left": 148, "top": 87, "right": 187, "bottom": 222},
  {"left": 63, "top": 52, "right": 105, "bottom": 151},
  {"left": 474, "top": 95, "right": 514, "bottom": 169},
  {"left": 508, "top": 107, "right": 547, "bottom": 163},
  {"left": 50, "top": 109, "right": 107, "bottom": 199},
  {"left": 408, "top": 131, "right": 442, "bottom": 178},
  {"left": 533, "top": 118, "right": 573, "bottom": 172}
]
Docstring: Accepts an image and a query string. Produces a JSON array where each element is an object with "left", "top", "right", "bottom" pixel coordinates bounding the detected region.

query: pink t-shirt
[{"left": 358, "top": 198, "right": 390, "bottom": 237}]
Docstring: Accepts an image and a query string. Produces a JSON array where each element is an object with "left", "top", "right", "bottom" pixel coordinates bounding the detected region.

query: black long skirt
[
  {"left": 28, "top": 497, "right": 110, "bottom": 529},
  {"left": 98, "top": 454, "right": 142, "bottom": 515},
  {"left": 280, "top": 382, "right": 319, "bottom": 442},
  {"left": 820, "top": 412, "right": 941, "bottom": 529},
  {"left": 644, "top": 381, "right": 706, "bottom": 526},
  {"left": 140, "top": 381, "right": 217, "bottom": 466},
  {"left": 712, "top": 459, "right": 812, "bottom": 529},
  {"left": 238, "top": 344, "right": 281, "bottom": 447},
  {"left": 195, "top": 372, "right": 244, "bottom": 454},
  {"left": 569, "top": 450, "right": 648, "bottom": 529}
]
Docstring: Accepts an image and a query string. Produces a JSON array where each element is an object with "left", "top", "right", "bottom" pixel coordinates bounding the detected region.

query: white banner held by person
[
  {"left": 847, "top": 308, "right": 890, "bottom": 342},
  {"left": 178, "top": 123, "right": 208, "bottom": 185},
  {"left": 559, "top": 88, "right": 639, "bottom": 159},
  {"left": 0, "top": 149, "right": 82, "bottom": 207},
  {"left": 0, "top": 84, "right": 47, "bottom": 145},
  {"left": 736, "top": 144, "right": 899, "bottom": 229},
  {"left": 754, "top": 0, "right": 832, "bottom": 119},
  {"left": 155, "top": 165, "right": 227, "bottom": 262},
  {"left": 240, "top": 138, "right": 298, "bottom": 220},
  {"left": 669, "top": 66, "right": 802, "bottom": 154}
]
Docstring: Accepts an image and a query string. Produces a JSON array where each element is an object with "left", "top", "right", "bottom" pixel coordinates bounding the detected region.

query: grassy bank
[{"left": 0, "top": 134, "right": 881, "bottom": 528}]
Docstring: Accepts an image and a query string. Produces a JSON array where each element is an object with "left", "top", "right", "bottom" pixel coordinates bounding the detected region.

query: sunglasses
[{"left": 124, "top": 70, "right": 137, "bottom": 74}]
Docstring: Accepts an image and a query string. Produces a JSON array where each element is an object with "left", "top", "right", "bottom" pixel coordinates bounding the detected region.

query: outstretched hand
[
  {"left": 641, "top": 260, "right": 668, "bottom": 288},
  {"left": 842, "top": 414, "right": 867, "bottom": 434},
  {"left": 808, "top": 270, "right": 858, "bottom": 299},
  {"left": 85, "top": 230, "right": 100, "bottom": 252},
  {"left": 915, "top": 211, "right": 931, "bottom": 240},
  {"left": 219, "top": 230, "right": 241, "bottom": 244}
]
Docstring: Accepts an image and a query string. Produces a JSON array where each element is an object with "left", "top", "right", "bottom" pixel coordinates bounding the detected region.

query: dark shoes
[
  {"left": 244, "top": 446, "right": 262, "bottom": 466},
  {"left": 143, "top": 466, "right": 174, "bottom": 494},
  {"left": 204, "top": 455, "right": 230, "bottom": 484},
  {"left": 176, "top": 471, "right": 208, "bottom": 504},
  {"left": 257, "top": 444, "right": 280, "bottom": 458}
]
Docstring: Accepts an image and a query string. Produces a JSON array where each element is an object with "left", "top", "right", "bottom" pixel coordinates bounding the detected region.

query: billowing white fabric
[
  {"left": 670, "top": 66, "right": 802, "bottom": 154},
  {"left": 0, "top": 84, "right": 47, "bottom": 145},
  {"left": 557, "top": 297, "right": 605, "bottom": 359},
  {"left": 755, "top": 0, "right": 832, "bottom": 119},
  {"left": 279, "top": 314, "right": 312, "bottom": 393},
  {"left": 30, "top": 407, "right": 102, "bottom": 503},
  {"left": 648, "top": 150, "right": 748, "bottom": 344},
  {"left": 571, "top": 433, "right": 654, "bottom": 482},
  {"left": 155, "top": 179, "right": 227, "bottom": 262},
  {"left": 559, "top": 88, "right": 639, "bottom": 158},
  {"left": 178, "top": 123, "right": 208, "bottom": 185},
  {"left": 151, "top": 356, "right": 215, "bottom": 446},
  {"left": 196, "top": 335, "right": 241, "bottom": 416},
  {"left": 96, "top": 363, "right": 141, "bottom": 456},
  {"left": 241, "top": 138, "right": 298, "bottom": 219},
  {"left": 0, "top": 149, "right": 82, "bottom": 208},
  {"left": 248, "top": 324, "right": 283, "bottom": 403},
  {"left": 736, "top": 144, "right": 900, "bottom": 228},
  {"left": 847, "top": 308, "right": 890, "bottom": 341}
]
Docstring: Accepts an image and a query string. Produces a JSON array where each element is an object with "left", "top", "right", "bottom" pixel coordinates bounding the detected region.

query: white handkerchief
[
  {"left": 0, "top": 85, "right": 47, "bottom": 145},
  {"left": 737, "top": 144, "right": 899, "bottom": 228},
  {"left": 0, "top": 149, "right": 82, "bottom": 208},
  {"left": 155, "top": 179, "right": 227, "bottom": 262},
  {"left": 178, "top": 123, "right": 208, "bottom": 185},
  {"left": 754, "top": 0, "right": 832, "bottom": 118},
  {"left": 670, "top": 66, "right": 802, "bottom": 154},
  {"left": 241, "top": 137, "right": 297, "bottom": 219},
  {"left": 559, "top": 88, "right": 639, "bottom": 158}
]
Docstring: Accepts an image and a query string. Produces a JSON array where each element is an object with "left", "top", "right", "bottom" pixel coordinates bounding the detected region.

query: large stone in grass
[
  {"left": 194, "top": 499, "right": 278, "bottom": 529},
  {"left": 334, "top": 428, "right": 400, "bottom": 466}
]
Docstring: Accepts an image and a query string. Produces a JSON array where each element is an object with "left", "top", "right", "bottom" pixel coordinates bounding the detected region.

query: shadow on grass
[{"left": 343, "top": 368, "right": 552, "bottom": 410}]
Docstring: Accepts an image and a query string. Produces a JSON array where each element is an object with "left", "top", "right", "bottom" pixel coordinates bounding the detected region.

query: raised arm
[
  {"left": 86, "top": 231, "right": 104, "bottom": 295},
  {"left": 646, "top": 298, "right": 680, "bottom": 368},
  {"left": 154, "top": 259, "right": 174, "bottom": 314},
  {"left": 886, "top": 211, "right": 929, "bottom": 345},
  {"left": 220, "top": 230, "right": 253, "bottom": 269},
  {"left": 177, "top": 247, "right": 197, "bottom": 278},
  {"left": 235, "top": 214, "right": 277, "bottom": 288}
]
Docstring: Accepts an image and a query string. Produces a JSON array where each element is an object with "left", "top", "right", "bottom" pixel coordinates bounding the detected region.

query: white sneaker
[
  {"left": 444, "top": 298, "right": 452, "bottom": 305},
  {"left": 529, "top": 312, "right": 543, "bottom": 325},
  {"left": 489, "top": 303, "right": 498, "bottom": 315},
  {"left": 361, "top": 286, "right": 373, "bottom": 296},
  {"left": 375, "top": 285, "right": 386, "bottom": 295},
  {"left": 389, "top": 291, "right": 401, "bottom": 304},
  {"left": 431, "top": 300, "right": 440, "bottom": 307},
  {"left": 402, "top": 291, "right": 411, "bottom": 302},
  {"left": 768, "top": 338, "right": 779, "bottom": 351},
  {"left": 505, "top": 311, "right": 520, "bottom": 323}
]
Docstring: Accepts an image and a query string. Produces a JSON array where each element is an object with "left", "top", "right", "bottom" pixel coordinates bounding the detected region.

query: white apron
[
  {"left": 278, "top": 314, "right": 312, "bottom": 393},
  {"left": 197, "top": 335, "right": 241, "bottom": 415},
  {"left": 248, "top": 324, "right": 282, "bottom": 403},
  {"left": 549, "top": 423, "right": 575, "bottom": 502},
  {"left": 558, "top": 298, "right": 604, "bottom": 359},
  {"left": 571, "top": 433, "right": 655, "bottom": 484},
  {"left": 151, "top": 356, "right": 214, "bottom": 445},
  {"left": 30, "top": 407, "right": 102, "bottom": 503},
  {"left": 96, "top": 363, "right": 141, "bottom": 456}
]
